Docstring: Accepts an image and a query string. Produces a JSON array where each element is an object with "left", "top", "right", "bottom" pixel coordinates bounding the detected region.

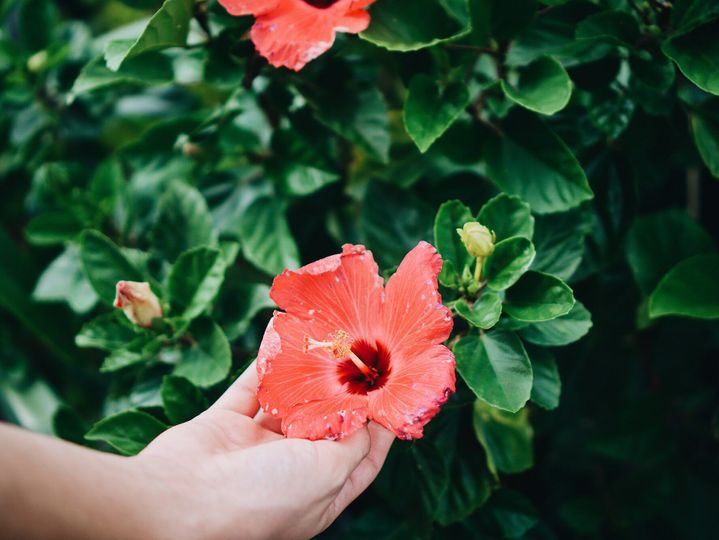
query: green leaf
[
  {"left": 663, "top": 20, "right": 719, "bottom": 96},
  {"left": 575, "top": 10, "right": 640, "bottom": 46},
  {"left": 648, "top": 253, "right": 719, "bottom": 320},
  {"left": 404, "top": 75, "right": 470, "bottom": 153},
  {"left": 454, "top": 332, "right": 533, "bottom": 413},
  {"left": 71, "top": 53, "right": 173, "bottom": 97},
  {"left": 504, "top": 271, "right": 575, "bottom": 322},
  {"left": 152, "top": 182, "right": 216, "bottom": 262},
  {"left": 625, "top": 210, "right": 714, "bottom": 296},
  {"left": 281, "top": 164, "right": 340, "bottom": 197},
  {"left": 361, "top": 182, "right": 434, "bottom": 269},
  {"left": 434, "top": 200, "right": 474, "bottom": 286},
  {"left": 477, "top": 193, "right": 534, "bottom": 242},
  {"left": 531, "top": 207, "right": 592, "bottom": 281},
  {"left": 80, "top": 230, "right": 143, "bottom": 304},
  {"left": 519, "top": 300, "right": 592, "bottom": 346},
  {"left": 501, "top": 56, "right": 573, "bottom": 115},
  {"left": 174, "top": 318, "right": 232, "bottom": 387},
  {"left": 160, "top": 375, "right": 208, "bottom": 424},
  {"left": 485, "top": 110, "right": 593, "bottom": 214},
  {"left": 434, "top": 412, "right": 493, "bottom": 526},
  {"left": 32, "top": 245, "right": 98, "bottom": 314},
  {"left": 691, "top": 114, "right": 719, "bottom": 178},
  {"left": 104, "top": 0, "right": 194, "bottom": 71},
  {"left": 99, "top": 333, "right": 163, "bottom": 373},
  {"left": 220, "top": 282, "right": 274, "bottom": 341},
  {"left": 361, "top": 0, "right": 471, "bottom": 51},
  {"left": 375, "top": 438, "right": 449, "bottom": 523},
  {"left": 528, "top": 346, "right": 561, "bottom": 410},
  {"left": 454, "top": 292, "right": 502, "bottom": 330},
  {"left": 167, "top": 247, "right": 227, "bottom": 320},
  {"left": 85, "top": 410, "right": 167, "bottom": 455},
  {"left": 473, "top": 400, "right": 534, "bottom": 474},
  {"left": 75, "top": 312, "right": 140, "bottom": 350},
  {"left": 310, "top": 84, "right": 390, "bottom": 163},
  {"left": 488, "top": 489, "right": 540, "bottom": 538},
  {"left": 484, "top": 236, "right": 536, "bottom": 291},
  {"left": 238, "top": 197, "right": 300, "bottom": 276},
  {"left": 25, "top": 212, "right": 85, "bottom": 246}
]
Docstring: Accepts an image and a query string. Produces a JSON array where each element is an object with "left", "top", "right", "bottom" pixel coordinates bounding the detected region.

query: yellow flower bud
[
  {"left": 114, "top": 281, "right": 163, "bottom": 328},
  {"left": 456, "top": 222, "right": 496, "bottom": 258}
]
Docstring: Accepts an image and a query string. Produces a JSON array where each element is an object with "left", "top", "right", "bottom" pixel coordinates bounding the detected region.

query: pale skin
[{"left": 0, "top": 362, "right": 395, "bottom": 540}]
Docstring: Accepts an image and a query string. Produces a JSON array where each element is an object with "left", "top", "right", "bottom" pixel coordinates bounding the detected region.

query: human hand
[{"left": 134, "top": 362, "right": 395, "bottom": 540}]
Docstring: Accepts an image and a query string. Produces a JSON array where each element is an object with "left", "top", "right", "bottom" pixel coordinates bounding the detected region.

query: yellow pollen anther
[{"left": 303, "top": 330, "right": 377, "bottom": 380}]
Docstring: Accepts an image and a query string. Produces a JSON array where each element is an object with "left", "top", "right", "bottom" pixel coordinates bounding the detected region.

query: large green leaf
[
  {"left": 374, "top": 438, "right": 449, "bottom": 523},
  {"left": 71, "top": 52, "right": 173, "bottom": 97},
  {"left": 575, "top": 9, "right": 640, "bottom": 46},
  {"left": 160, "top": 375, "right": 208, "bottom": 424},
  {"left": 473, "top": 400, "right": 534, "bottom": 474},
  {"left": 691, "top": 114, "right": 719, "bottom": 178},
  {"left": 454, "top": 332, "right": 533, "bottom": 413},
  {"left": 104, "top": 0, "right": 194, "bottom": 71},
  {"left": 649, "top": 253, "right": 719, "bottom": 320},
  {"left": 404, "top": 75, "right": 470, "bottom": 153},
  {"left": 85, "top": 410, "right": 167, "bottom": 455},
  {"left": 528, "top": 346, "right": 561, "bottom": 410},
  {"left": 173, "top": 318, "right": 232, "bottom": 387},
  {"left": 519, "top": 300, "right": 592, "bottom": 346},
  {"left": 485, "top": 110, "right": 593, "bottom": 214},
  {"left": 33, "top": 245, "right": 98, "bottom": 314},
  {"left": 434, "top": 200, "right": 474, "bottom": 286},
  {"left": 310, "top": 84, "right": 390, "bottom": 163},
  {"left": 361, "top": 0, "right": 471, "bottom": 51},
  {"left": 625, "top": 210, "right": 714, "bottom": 296},
  {"left": 75, "top": 312, "right": 140, "bottom": 350},
  {"left": 531, "top": 207, "right": 592, "bottom": 281},
  {"left": 504, "top": 271, "right": 575, "bottom": 322},
  {"left": 501, "top": 56, "right": 572, "bottom": 115},
  {"left": 361, "top": 182, "right": 434, "bottom": 269},
  {"left": 663, "top": 20, "right": 719, "bottom": 96},
  {"left": 477, "top": 193, "right": 534, "bottom": 242},
  {"left": 238, "top": 197, "right": 300, "bottom": 276},
  {"left": 80, "top": 230, "right": 143, "bottom": 304},
  {"left": 220, "top": 282, "right": 274, "bottom": 341},
  {"left": 454, "top": 291, "right": 502, "bottom": 330},
  {"left": 484, "top": 236, "right": 536, "bottom": 291},
  {"left": 152, "top": 182, "right": 217, "bottom": 262},
  {"left": 167, "top": 247, "right": 227, "bottom": 320}
]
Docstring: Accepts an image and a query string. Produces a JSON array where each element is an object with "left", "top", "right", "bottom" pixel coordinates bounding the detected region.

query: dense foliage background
[{"left": 1, "top": 0, "right": 719, "bottom": 537}]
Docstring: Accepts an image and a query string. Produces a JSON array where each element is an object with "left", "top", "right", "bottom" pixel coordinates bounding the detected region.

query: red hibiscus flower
[
  {"left": 256, "top": 242, "right": 456, "bottom": 441},
  {"left": 218, "top": 0, "right": 376, "bottom": 71}
]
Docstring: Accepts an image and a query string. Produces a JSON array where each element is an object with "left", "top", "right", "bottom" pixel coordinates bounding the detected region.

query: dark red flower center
[
  {"left": 302, "top": 0, "right": 341, "bottom": 8},
  {"left": 338, "top": 340, "right": 391, "bottom": 394}
]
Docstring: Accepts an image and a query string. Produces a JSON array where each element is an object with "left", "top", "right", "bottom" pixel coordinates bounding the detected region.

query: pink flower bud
[{"left": 114, "top": 281, "right": 163, "bottom": 328}]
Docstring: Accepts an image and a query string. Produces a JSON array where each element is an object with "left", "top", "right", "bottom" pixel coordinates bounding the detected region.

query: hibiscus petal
[
  {"left": 270, "top": 244, "right": 383, "bottom": 344},
  {"left": 218, "top": 0, "right": 279, "bottom": 16},
  {"left": 282, "top": 393, "right": 369, "bottom": 440},
  {"left": 257, "top": 313, "right": 347, "bottom": 416},
  {"left": 381, "top": 241, "right": 453, "bottom": 355},
  {"left": 369, "top": 344, "right": 455, "bottom": 440},
  {"left": 336, "top": 9, "right": 371, "bottom": 34},
  {"left": 250, "top": 0, "right": 370, "bottom": 71}
]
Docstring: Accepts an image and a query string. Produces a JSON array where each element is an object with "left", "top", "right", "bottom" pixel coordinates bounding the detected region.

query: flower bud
[
  {"left": 456, "top": 222, "right": 496, "bottom": 258},
  {"left": 114, "top": 281, "right": 163, "bottom": 328}
]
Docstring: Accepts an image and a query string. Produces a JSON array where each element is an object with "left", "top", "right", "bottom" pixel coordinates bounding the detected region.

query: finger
[
  {"left": 331, "top": 422, "right": 395, "bottom": 512},
  {"left": 210, "top": 361, "right": 260, "bottom": 417},
  {"left": 314, "top": 425, "right": 371, "bottom": 480},
  {"left": 254, "top": 410, "right": 284, "bottom": 434}
]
